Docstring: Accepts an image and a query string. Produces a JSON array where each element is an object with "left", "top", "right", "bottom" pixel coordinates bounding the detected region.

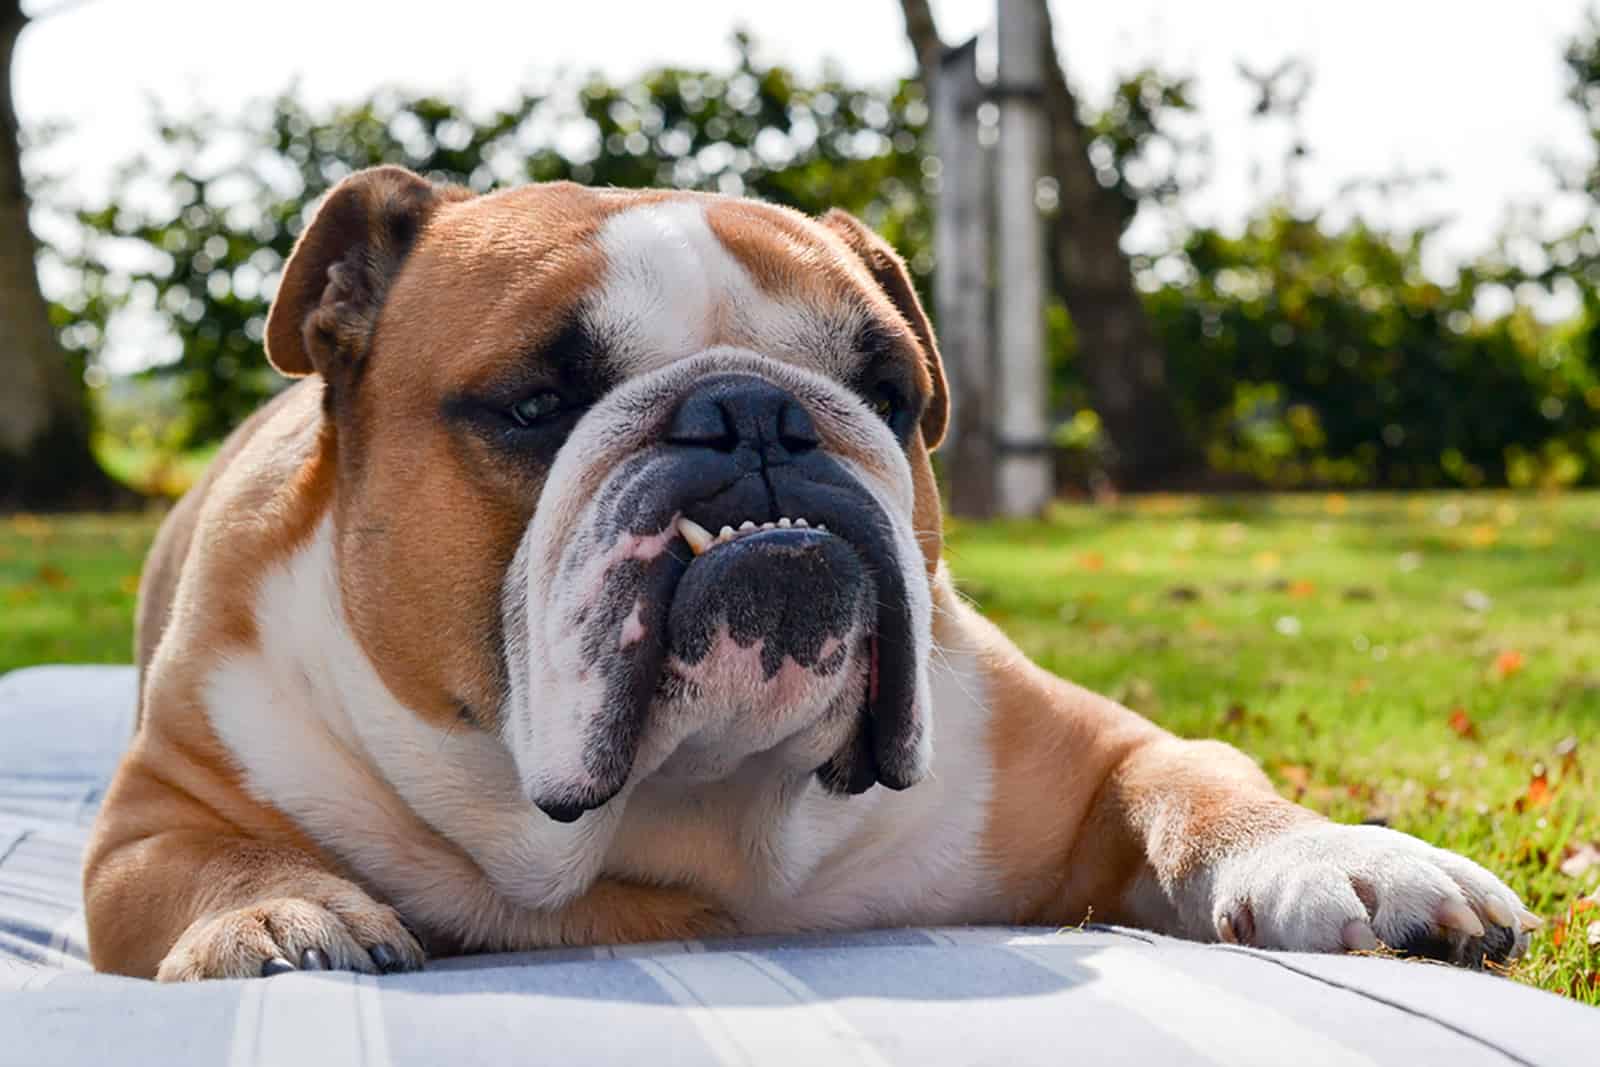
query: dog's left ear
[
  {"left": 265, "top": 165, "right": 470, "bottom": 383},
  {"left": 820, "top": 210, "right": 949, "bottom": 450}
]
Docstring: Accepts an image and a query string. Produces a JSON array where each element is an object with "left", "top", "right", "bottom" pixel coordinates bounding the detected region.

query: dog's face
[{"left": 264, "top": 168, "right": 948, "bottom": 823}]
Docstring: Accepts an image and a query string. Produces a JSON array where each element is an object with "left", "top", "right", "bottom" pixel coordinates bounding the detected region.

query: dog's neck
[{"left": 216, "top": 517, "right": 998, "bottom": 934}]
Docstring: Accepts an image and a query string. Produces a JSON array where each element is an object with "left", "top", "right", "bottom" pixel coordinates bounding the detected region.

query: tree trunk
[
  {"left": 0, "top": 1, "right": 123, "bottom": 511},
  {"left": 932, "top": 40, "right": 997, "bottom": 517},
  {"left": 1033, "top": 0, "right": 1193, "bottom": 488},
  {"left": 898, "top": 0, "right": 1195, "bottom": 490}
]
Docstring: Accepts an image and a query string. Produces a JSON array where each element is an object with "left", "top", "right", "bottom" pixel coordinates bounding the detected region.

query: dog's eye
[
  {"left": 872, "top": 383, "right": 900, "bottom": 424},
  {"left": 509, "top": 391, "right": 564, "bottom": 427}
]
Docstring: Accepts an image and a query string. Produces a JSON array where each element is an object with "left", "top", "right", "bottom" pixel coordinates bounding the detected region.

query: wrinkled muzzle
[{"left": 501, "top": 354, "right": 933, "bottom": 823}]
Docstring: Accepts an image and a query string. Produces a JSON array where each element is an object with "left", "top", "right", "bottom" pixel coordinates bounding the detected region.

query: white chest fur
[{"left": 201, "top": 520, "right": 1002, "bottom": 943}]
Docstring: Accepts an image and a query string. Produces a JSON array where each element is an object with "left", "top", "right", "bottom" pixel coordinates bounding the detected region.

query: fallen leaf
[
  {"left": 1491, "top": 649, "right": 1526, "bottom": 680},
  {"left": 1288, "top": 579, "right": 1316, "bottom": 599},
  {"left": 35, "top": 563, "right": 71, "bottom": 591},
  {"left": 1278, "top": 764, "right": 1311, "bottom": 790},
  {"left": 1221, "top": 702, "right": 1247, "bottom": 727},
  {"left": 1447, "top": 706, "right": 1478, "bottom": 740},
  {"left": 1350, "top": 677, "right": 1373, "bottom": 695},
  {"left": 1253, "top": 550, "right": 1281, "bottom": 573},
  {"left": 1077, "top": 552, "right": 1104, "bottom": 572},
  {"left": 1561, "top": 843, "right": 1600, "bottom": 878},
  {"left": 1324, "top": 493, "right": 1349, "bottom": 516},
  {"left": 1555, "top": 735, "right": 1581, "bottom": 779},
  {"left": 1516, "top": 769, "right": 1552, "bottom": 812},
  {"left": 1468, "top": 523, "right": 1499, "bottom": 547}
]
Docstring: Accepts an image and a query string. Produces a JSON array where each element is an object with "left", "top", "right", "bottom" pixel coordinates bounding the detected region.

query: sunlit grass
[
  {"left": 1, "top": 493, "right": 1596, "bottom": 1000},
  {"left": 946, "top": 491, "right": 1599, "bottom": 1003}
]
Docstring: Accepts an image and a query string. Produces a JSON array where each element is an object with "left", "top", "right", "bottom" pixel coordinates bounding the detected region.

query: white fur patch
[
  {"left": 588, "top": 201, "right": 866, "bottom": 379},
  {"left": 1196, "top": 822, "right": 1530, "bottom": 956},
  {"left": 204, "top": 516, "right": 995, "bottom": 944},
  {"left": 205, "top": 520, "right": 615, "bottom": 916}
]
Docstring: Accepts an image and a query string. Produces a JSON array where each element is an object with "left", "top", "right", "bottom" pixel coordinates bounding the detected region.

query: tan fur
[
  {"left": 92, "top": 169, "right": 1518, "bottom": 982},
  {"left": 86, "top": 180, "right": 755, "bottom": 976},
  {"left": 970, "top": 578, "right": 1321, "bottom": 930}
]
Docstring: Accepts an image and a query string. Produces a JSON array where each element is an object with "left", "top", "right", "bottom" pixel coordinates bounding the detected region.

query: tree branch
[{"left": 897, "top": 0, "right": 946, "bottom": 88}]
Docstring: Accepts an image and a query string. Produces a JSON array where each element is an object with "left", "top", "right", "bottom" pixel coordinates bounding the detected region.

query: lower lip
[{"left": 693, "top": 526, "right": 834, "bottom": 561}]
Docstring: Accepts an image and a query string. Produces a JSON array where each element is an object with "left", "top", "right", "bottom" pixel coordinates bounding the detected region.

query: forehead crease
[
  {"left": 399, "top": 189, "right": 637, "bottom": 391},
  {"left": 588, "top": 197, "right": 868, "bottom": 379}
]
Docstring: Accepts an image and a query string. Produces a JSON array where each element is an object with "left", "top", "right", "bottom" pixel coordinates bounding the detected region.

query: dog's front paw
[
  {"left": 157, "top": 881, "right": 425, "bottom": 981},
  {"left": 1210, "top": 823, "right": 1539, "bottom": 969}
]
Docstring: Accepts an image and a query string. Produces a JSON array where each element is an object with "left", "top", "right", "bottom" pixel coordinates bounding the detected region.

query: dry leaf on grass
[
  {"left": 1277, "top": 764, "right": 1311, "bottom": 791},
  {"left": 1447, "top": 706, "right": 1478, "bottom": 740},
  {"left": 1560, "top": 842, "right": 1600, "bottom": 878},
  {"left": 35, "top": 563, "right": 71, "bottom": 591},
  {"left": 1491, "top": 649, "right": 1526, "bottom": 680},
  {"left": 1515, "top": 769, "right": 1552, "bottom": 812}
]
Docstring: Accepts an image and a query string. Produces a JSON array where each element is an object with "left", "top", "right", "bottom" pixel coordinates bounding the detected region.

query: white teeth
[
  {"left": 683, "top": 516, "right": 830, "bottom": 558},
  {"left": 678, "top": 517, "right": 714, "bottom": 556}
]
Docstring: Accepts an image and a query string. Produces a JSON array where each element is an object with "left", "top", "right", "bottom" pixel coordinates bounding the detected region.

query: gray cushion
[{"left": 2, "top": 665, "right": 1597, "bottom": 1066}]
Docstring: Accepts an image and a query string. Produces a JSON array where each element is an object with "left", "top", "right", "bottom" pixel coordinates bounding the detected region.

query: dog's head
[{"left": 265, "top": 166, "right": 947, "bottom": 822}]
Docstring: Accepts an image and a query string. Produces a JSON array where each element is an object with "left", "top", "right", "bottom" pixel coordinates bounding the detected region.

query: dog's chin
[
  {"left": 633, "top": 526, "right": 873, "bottom": 782},
  {"left": 665, "top": 525, "right": 867, "bottom": 679}
]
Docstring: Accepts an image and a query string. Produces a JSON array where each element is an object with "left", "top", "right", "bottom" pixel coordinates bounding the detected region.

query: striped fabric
[{"left": 3, "top": 666, "right": 1597, "bottom": 1066}]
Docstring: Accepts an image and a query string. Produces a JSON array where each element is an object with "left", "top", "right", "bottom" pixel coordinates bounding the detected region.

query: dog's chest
[
  {"left": 201, "top": 520, "right": 1002, "bottom": 941},
  {"left": 603, "top": 650, "right": 1001, "bottom": 930}
]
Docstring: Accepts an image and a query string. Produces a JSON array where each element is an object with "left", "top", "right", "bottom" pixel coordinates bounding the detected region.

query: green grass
[{"left": 2, "top": 493, "right": 1597, "bottom": 1001}]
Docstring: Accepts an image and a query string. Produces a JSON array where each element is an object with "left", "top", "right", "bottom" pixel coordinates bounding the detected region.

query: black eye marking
[
  {"left": 509, "top": 390, "right": 565, "bottom": 427},
  {"left": 851, "top": 318, "right": 924, "bottom": 444},
  {"left": 442, "top": 310, "right": 615, "bottom": 456},
  {"left": 871, "top": 381, "right": 901, "bottom": 424}
]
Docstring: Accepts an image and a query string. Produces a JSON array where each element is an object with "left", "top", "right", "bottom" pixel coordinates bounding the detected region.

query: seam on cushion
[
  {"left": 1211, "top": 945, "right": 1533, "bottom": 1067},
  {"left": 0, "top": 828, "right": 31, "bottom": 869},
  {"left": 1078, "top": 923, "right": 1159, "bottom": 946}
]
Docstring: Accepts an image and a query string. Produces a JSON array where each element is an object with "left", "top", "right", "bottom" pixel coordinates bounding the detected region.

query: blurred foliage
[
  {"left": 1146, "top": 215, "right": 1600, "bottom": 489},
  {"left": 38, "top": 20, "right": 1600, "bottom": 489},
  {"left": 1083, "top": 67, "right": 1205, "bottom": 229},
  {"left": 50, "top": 34, "right": 931, "bottom": 445}
]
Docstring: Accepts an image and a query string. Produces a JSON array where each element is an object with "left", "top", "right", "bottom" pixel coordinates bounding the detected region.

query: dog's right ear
[{"left": 265, "top": 165, "right": 469, "bottom": 380}]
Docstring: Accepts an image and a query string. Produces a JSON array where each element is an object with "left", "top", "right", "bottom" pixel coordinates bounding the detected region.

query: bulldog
[{"left": 84, "top": 166, "right": 1539, "bottom": 980}]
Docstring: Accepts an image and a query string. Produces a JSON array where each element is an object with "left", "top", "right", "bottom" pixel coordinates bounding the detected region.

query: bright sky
[{"left": 14, "top": 0, "right": 1597, "bottom": 337}]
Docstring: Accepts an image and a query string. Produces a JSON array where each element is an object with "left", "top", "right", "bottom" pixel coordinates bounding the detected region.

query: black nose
[{"left": 666, "top": 374, "right": 820, "bottom": 457}]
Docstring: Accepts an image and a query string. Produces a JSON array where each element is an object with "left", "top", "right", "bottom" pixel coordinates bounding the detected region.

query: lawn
[{"left": 2, "top": 493, "right": 1597, "bottom": 1002}]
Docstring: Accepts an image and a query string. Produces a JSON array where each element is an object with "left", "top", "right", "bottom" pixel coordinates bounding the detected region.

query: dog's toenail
[
  {"left": 300, "top": 948, "right": 328, "bottom": 970},
  {"left": 369, "top": 943, "right": 401, "bottom": 973},
  {"left": 261, "top": 956, "right": 296, "bottom": 977}
]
